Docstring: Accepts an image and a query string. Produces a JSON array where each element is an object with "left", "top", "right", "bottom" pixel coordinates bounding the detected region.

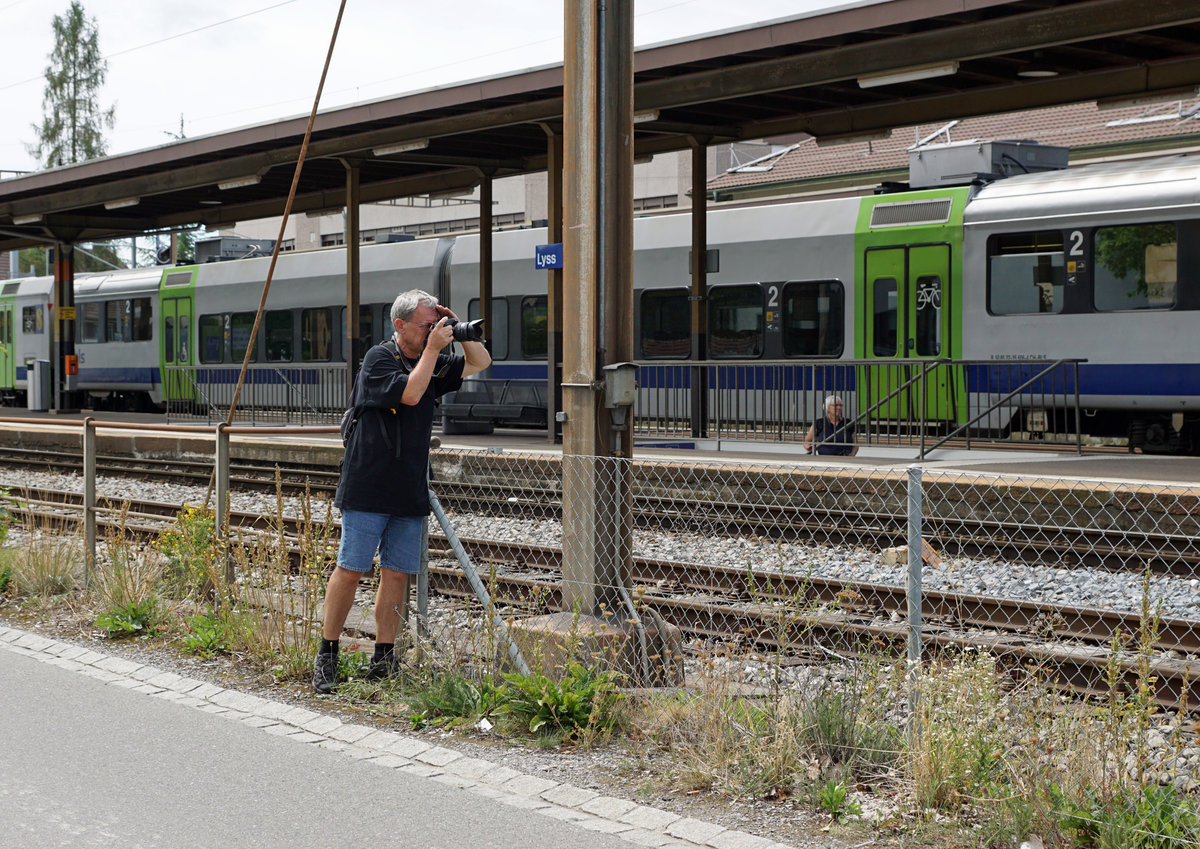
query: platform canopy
[{"left": 1, "top": 0, "right": 1198, "bottom": 252}]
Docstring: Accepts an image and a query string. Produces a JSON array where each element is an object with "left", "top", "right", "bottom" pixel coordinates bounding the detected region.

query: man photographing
[{"left": 313, "top": 289, "right": 491, "bottom": 693}]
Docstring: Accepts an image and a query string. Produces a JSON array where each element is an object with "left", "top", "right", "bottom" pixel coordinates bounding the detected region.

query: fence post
[
  {"left": 215, "top": 423, "right": 233, "bottom": 583},
  {"left": 82, "top": 417, "right": 96, "bottom": 587},
  {"left": 906, "top": 463, "right": 924, "bottom": 733}
]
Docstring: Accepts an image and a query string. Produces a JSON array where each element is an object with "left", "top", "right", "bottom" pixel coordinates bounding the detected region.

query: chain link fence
[{"left": 429, "top": 447, "right": 1200, "bottom": 844}]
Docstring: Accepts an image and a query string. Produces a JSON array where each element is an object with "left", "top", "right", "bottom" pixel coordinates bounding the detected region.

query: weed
[
  {"left": 792, "top": 667, "right": 902, "bottom": 779},
  {"left": 222, "top": 479, "right": 334, "bottom": 678},
  {"left": 0, "top": 485, "right": 14, "bottom": 548},
  {"left": 497, "top": 662, "right": 621, "bottom": 739},
  {"left": 7, "top": 497, "right": 82, "bottom": 598},
  {"left": 181, "top": 609, "right": 231, "bottom": 656},
  {"left": 906, "top": 649, "right": 1008, "bottom": 811},
  {"left": 155, "top": 505, "right": 219, "bottom": 599},
  {"left": 95, "top": 503, "right": 163, "bottom": 613},
  {"left": 337, "top": 647, "right": 372, "bottom": 680},
  {"left": 95, "top": 598, "right": 159, "bottom": 637},
  {"left": 409, "top": 670, "right": 497, "bottom": 729},
  {"left": 818, "top": 780, "right": 863, "bottom": 823},
  {"left": 1054, "top": 782, "right": 1200, "bottom": 849},
  {"left": 0, "top": 549, "right": 13, "bottom": 593}
]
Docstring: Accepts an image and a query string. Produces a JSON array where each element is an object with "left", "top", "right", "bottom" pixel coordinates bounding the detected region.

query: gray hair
[
  {"left": 390, "top": 289, "right": 439, "bottom": 322},
  {"left": 824, "top": 395, "right": 844, "bottom": 414}
]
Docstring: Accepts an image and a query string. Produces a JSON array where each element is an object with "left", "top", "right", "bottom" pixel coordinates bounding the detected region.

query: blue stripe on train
[
  {"left": 965, "top": 363, "right": 1200, "bottom": 397},
  {"left": 495, "top": 360, "right": 1200, "bottom": 397},
  {"left": 76, "top": 367, "right": 160, "bottom": 384},
  {"left": 188, "top": 368, "right": 324, "bottom": 385}
]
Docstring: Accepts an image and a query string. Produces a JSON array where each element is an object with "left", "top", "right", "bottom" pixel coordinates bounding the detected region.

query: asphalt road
[{"left": 0, "top": 647, "right": 639, "bottom": 849}]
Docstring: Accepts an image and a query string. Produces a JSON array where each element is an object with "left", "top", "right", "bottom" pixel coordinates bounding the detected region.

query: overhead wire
[{"left": 0, "top": 0, "right": 302, "bottom": 93}]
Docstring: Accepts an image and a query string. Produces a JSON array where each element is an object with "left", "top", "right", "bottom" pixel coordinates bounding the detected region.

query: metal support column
[
  {"left": 689, "top": 139, "right": 709, "bottom": 439},
  {"left": 544, "top": 127, "right": 564, "bottom": 443},
  {"left": 478, "top": 172, "right": 493, "bottom": 365},
  {"left": 52, "top": 242, "right": 77, "bottom": 413},
  {"left": 83, "top": 417, "right": 95, "bottom": 587},
  {"left": 561, "top": 0, "right": 634, "bottom": 616},
  {"left": 343, "top": 160, "right": 362, "bottom": 392},
  {"left": 215, "top": 423, "right": 233, "bottom": 584}
]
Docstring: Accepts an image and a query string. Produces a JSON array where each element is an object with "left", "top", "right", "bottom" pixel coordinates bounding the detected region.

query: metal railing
[
  {"left": 163, "top": 364, "right": 348, "bottom": 425},
  {"left": 161, "top": 358, "right": 1086, "bottom": 456},
  {"left": 633, "top": 357, "right": 1086, "bottom": 456}
]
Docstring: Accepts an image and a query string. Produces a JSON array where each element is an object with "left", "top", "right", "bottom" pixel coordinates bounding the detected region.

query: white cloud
[{"left": 1, "top": 0, "right": 858, "bottom": 173}]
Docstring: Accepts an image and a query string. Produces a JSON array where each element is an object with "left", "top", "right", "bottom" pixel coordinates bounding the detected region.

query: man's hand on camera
[{"left": 425, "top": 317, "right": 453, "bottom": 353}]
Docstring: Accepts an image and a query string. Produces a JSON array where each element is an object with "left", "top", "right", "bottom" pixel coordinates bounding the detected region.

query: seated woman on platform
[{"left": 803, "top": 395, "right": 858, "bottom": 456}]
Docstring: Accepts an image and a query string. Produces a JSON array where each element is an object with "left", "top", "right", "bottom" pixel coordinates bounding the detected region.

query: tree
[{"left": 27, "top": 1, "right": 115, "bottom": 168}]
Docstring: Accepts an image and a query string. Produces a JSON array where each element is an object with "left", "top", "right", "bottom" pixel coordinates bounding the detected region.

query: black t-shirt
[
  {"left": 813, "top": 416, "right": 856, "bottom": 456},
  {"left": 334, "top": 341, "right": 464, "bottom": 516}
]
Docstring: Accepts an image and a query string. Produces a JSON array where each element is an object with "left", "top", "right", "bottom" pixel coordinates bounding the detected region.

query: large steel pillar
[{"left": 561, "top": 0, "right": 634, "bottom": 616}]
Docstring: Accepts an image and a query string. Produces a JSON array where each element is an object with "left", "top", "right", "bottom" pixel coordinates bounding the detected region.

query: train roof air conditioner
[{"left": 908, "top": 140, "right": 1068, "bottom": 189}]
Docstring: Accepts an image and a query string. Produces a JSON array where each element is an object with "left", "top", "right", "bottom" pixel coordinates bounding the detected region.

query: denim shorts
[{"left": 337, "top": 508, "right": 423, "bottom": 574}]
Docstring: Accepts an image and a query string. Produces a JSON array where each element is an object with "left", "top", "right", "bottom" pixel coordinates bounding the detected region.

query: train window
[
  {"left": 872, "top": 278, "right": 897, "bottom": 356},
  {"left": 302, "top": 309, "right": 333, "bottom": 361},
  {"left": 1093, "top": 223, "right": 1177, "bottom": 311},
  {"left": 265, "top": 311, "right": 293, "bottom": 362},
  {"left": 230, "top": 312, "right": 259, "bottom": 363},
  {"left": 199, "top": 315, "right": 223, "bottom": 363},
  {"left": 781, "top": 281, "right": 843, "bottom": 357},
  {"left": 178, "top": 312, "right": 190, "bottom": 362},
  {"left": 339, "top": 306, "right": 374, "bottom": 365},
  {"left": 22, "top": 305, "right": 43, "bottom": 334},
  {"left": 468, "top": 298, "right": 508, "bottom": 360},
  {"left": 988, "top": 231, "right": 1065, "bottom": 315},
  {"left": 105, "top": 300, "right": 130, "bottom": 342},
  {"left": 708, "top": 285, "right": 763, "bottom": 359},
  {"left": 130, "top": 298, "right": 152, "bottom": 341},
  {"left": 164, "top": 318, "right": 174, "bottom": 363},
  {"left": 640, "top": 288, "right": 690, "bottom": 359},
  {"left": 520, "top": 295, "right": 547, "bottom": 360},
  {"left": 914, "top": 276, "right": 941, "bottom": 356},
  {"left": 79, "top": 303, "right": 102, "bottom": 343}
]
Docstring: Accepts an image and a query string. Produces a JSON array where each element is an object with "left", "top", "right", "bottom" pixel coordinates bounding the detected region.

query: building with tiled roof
[{"left": 705, "top": 98, "right": 1200, "bottom": 203}]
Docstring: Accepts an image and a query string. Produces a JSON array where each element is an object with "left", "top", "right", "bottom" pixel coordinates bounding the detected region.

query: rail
[
  {"left": 163, "top": 364, "right": 348, "bottom": 425},
  {"left": 160, "top": 358, "right": 1087, "bottom": 455},
  {"left": 633, "top": 357, "right": 1087, "bottom": 456}
]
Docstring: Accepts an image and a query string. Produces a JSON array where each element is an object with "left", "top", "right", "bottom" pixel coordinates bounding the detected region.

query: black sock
[
  {"left": 372, "top": 643, "right": 394, "bottom": 662},
  {"left": 319, "top": 638, "right": 339, "bottom": 657}
]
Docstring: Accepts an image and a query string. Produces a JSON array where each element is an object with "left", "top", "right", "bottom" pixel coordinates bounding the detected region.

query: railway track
[
  {"left": 8, "top": 484, "right": 1200, "bottom": 711},
  {"left": 0, "top": 444, "right": 1194, "bottom": 576},
  {"left": 4, "top": 443, "right": 1195, "bottom": 577}
]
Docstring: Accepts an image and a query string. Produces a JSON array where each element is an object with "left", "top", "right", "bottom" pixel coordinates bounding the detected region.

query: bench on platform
[{"left": 440, "top": 379, "right": 547, "bottom": 434}]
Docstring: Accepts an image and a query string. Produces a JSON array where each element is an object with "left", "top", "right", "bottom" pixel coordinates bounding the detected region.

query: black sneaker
[
  {"left": 365, "top": 653, "right": 401, "bottom": 681},
  {"left": 312, "top": 652, "right": 338, "bottom": 694}
]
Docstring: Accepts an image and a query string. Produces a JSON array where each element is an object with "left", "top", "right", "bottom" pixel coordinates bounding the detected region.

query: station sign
[
  {"left": 534, "top": 243, "right": 563, "bottom": 270},
  {"left": 58, "top": 306, "right": 76, "bottom": 321}
]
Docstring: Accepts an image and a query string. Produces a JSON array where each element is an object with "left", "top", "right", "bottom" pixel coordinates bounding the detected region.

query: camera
[{"left": 445, "top": 317, "right": 485, "bottom": 343}]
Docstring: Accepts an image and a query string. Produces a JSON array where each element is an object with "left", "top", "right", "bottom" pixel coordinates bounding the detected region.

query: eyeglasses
[{"left": 408, "top": 320, "right": 438, "bottom": 331}]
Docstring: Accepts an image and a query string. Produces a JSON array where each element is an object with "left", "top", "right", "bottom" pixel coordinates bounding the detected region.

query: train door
[
  {"left": 0, "top": 296, "right": 14, "bottom": 395},
  {"left": 863, "top": 243, "right": 953, "bottom": 421},
  {"left": 161, "top": 295, "right": 194, "bottom": 402}
]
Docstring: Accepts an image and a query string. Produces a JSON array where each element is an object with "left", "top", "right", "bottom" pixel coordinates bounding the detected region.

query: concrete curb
[{"left": 0, "top": 624, "right": 799, "bottom": 849}]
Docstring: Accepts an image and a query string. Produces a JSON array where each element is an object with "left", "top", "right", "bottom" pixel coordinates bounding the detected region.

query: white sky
[{"left": 0, "top": 0, "right": 865, "bottom": 175}]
